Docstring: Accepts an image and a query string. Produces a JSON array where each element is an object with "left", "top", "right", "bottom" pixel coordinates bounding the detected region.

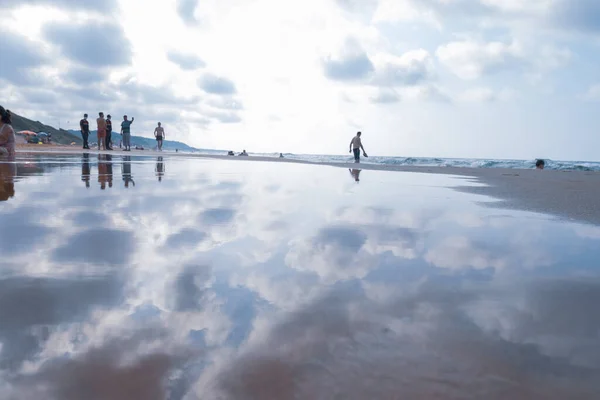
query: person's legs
[
  {"left": 124, "top": 132, "right": 131, "bottom": 150},
  {"left": 106, "top": 132, "right": 112, "bottom": 150},
  {"left": 353, "top": 148, "right": 360, "bottom": 163},
  {"left": 82, "top": 132, "right": 89, "bottom": 149}
]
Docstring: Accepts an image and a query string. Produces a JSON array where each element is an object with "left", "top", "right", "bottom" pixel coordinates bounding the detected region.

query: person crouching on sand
[
  {"left": 96, "top": 112, "right": 106, "bottom": 150},
  {"left": 349, "top": 131, "right": 368, "bottom": 163}
]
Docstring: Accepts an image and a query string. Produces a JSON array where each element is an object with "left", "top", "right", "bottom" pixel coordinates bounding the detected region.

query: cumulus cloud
[
  {"left": 582, "top": 84, "right": 600, "bottom": 101},
  {"left": 177, "top": 0, "right": 200, "bottom": 26},
  {"left": 323, "top": 39, "right": 436, "bottom": 95},
  {"left": 550, "top": 0, "right": 600, "bottom": 34},
  {"left": 62, "top": 66, "right": 108, "bottom": 85},
  {"left": 459, "top": 87, "right": 515, "bottom": 102},
  {"left": 370, "top": 88, "right": 400, "bottom": 104},
  {"left": 207, "top": 97, "right": 244, "bottom": 111},
  {"left": 117, "top": 80, "right": 201, "bottom": 106},
  {"left": 43, "top": 22, "right": 132, "bottom": 68},
  {"left": 436, "top": 40, "right": 525, "bottom": 80},
  {"left": 167, "top": 50, "right": 206, "bottom": 70},
  {"left": 198, "top": 73, "right": 237, "bottom": 95},
  {"left": 205, "top": 111, "right": 243, "bottom": 124},
  {"left": 0, "top": 30, "right": 49, "bottom": 86},
  {"left": 322, "top": 38, "right": 374, "bottom": 82},
  {"left": 0, "top": 0, "right": 117, "bottom": 12},
  {"left": 371, "top": 49, "right": 434, "bottom": 87},
  {"left": 18, "top": 88, "right": 61, "bottom": 105}
]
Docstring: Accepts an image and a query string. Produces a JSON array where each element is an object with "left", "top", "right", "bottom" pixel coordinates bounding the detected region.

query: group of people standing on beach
[
  {"left": 80, "top": 113, "right": 135, "bottom": 151},
  {"left": 79, "top": 113, "right": 166, "bottom": 152}
]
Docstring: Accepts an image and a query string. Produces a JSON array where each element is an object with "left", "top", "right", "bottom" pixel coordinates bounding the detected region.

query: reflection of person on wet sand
[
  {"left": 122, "top": 156, "right": 135, "bottom": 188},
  {"left": 98, "top": 154, "right": 108, "bottom": 190},
  {"left": 106, "top": 154, "right": 113, "bottom": 188},
  {"left": 349, "top": 168, "right": 361, "bottom": 182},
  {"left": 0, "top": 156, "right": 16, "bottom": 201},
  {"left": 155, "top": 156, "right": 164, "bottom": 182},
  {"left": 82, "top": 153, "right": 91, "bottom": 188}
]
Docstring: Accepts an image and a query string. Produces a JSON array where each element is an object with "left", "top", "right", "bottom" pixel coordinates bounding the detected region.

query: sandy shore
[{"left": 15, "top": 147, "right": 600, "bottom": 226}]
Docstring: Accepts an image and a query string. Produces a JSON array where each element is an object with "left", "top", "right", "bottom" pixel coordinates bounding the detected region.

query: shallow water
[{"left": 1, "top": 153, "right": 600, "bottom": 399}]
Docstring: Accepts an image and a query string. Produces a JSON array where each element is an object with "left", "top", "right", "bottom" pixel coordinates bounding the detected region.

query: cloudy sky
[{"left": 1, "top": 0, "right": 599, "bottom": 160}]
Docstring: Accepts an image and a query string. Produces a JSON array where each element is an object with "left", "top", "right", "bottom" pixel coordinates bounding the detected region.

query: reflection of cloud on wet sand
[
  {"left": 425, "top": 234, "right": 554, "bottom": 271},
  {"left": 285, "top": 223, "right": 422, "bottom": 282},
  {"left": 0, "top": 274, "right": 125, "bottom": 372},
  {"left": 9, "top": 330, "right": 189, "bottom": 400},
  {"left": 191, "top": 281, "right": 600, "bottom": 400}
]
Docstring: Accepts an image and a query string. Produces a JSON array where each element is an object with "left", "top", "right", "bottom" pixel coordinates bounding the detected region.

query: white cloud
[
  {"left": 0, "top": 0, "right": 599, "bottom": 160},
  {"left": 583, "top": 84, "right": 600, "bottom": 101},
  {"left": 436, "top": 39, "right": 525, "bottom": 80},
  {"left": 459, "top": 87, "right": 515, "bottom": 102}
]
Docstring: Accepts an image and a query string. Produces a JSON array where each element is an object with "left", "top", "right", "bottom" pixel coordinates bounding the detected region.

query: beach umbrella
[
  {"left": 17, "top": 130, "right": 37, "bottom": 136},
  {"left": 37, "top": 132, "right": 49, "bottom": 136}
]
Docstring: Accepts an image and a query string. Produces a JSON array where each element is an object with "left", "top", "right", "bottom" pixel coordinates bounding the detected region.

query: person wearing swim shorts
[
  {"left": 154, "top": 122, "right": 165, "bottom": 151},
  {"left": 97, "top": 112, "right": 106, "bottom": 150}
]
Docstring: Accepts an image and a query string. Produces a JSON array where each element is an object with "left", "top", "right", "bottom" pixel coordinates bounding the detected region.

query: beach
[
  {"left": 16, "top": 146, "right": 600, "bottom": 226},
  {"left": 1, "top": 151, "right": 600, "bottom": 399}
]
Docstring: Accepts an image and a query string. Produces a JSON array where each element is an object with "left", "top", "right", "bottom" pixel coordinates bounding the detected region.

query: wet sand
[
  {"left": 3, "top": 151, "right": 600, "bottom": 399},
  {"left": 16, "top": 147, "right": 600, "bottom": 226}
]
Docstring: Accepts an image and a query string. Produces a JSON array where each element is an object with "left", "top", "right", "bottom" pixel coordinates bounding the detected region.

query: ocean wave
[{"left": 277, "top": 154, "right": 600, "bottom": 171}]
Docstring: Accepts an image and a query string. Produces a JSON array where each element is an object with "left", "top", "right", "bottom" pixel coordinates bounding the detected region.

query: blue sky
[{"left": 0, "top": 0, "right": 599, "bottom": 160}]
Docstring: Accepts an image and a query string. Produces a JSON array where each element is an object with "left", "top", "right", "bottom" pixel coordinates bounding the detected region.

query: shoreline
[{"left": 13, "top": 147, "right": 600, "bottom": 226}]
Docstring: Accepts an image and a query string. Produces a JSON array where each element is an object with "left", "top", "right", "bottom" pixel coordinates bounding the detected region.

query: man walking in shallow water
[{"left": 349, "top": 131, "right": 368, "bottom": 163}]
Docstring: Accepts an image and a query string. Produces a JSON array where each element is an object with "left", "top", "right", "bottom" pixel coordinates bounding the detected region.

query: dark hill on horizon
[{"left": 11, "top": 112, "right": 82, "bottom": 145}]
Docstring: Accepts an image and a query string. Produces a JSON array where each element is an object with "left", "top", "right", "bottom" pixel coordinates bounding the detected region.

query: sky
[{"left": 1, "top": 0, "right": 599, "bottom": 160}]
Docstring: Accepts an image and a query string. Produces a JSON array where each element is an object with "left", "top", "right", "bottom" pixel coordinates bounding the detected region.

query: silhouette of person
[
  {"left": 122, "top": 156, "right": 135, "bottom": 188},
  {"left": 81, "top": 153, "right": 91, "bottom": 188},
  {"left": 155, "top": 156, "right": 164, "bottom": 182},
  {"left": 349, "top": 168, "right": 361, "bottom": 182}
]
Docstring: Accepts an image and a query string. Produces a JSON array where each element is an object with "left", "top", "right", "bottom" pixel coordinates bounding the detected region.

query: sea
[{"left": 187, "top": 150, "right": 600, "bottom": 172}]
